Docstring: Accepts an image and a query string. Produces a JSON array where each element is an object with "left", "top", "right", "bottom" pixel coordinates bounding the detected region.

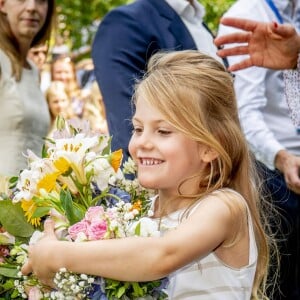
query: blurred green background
[{"left": 55, "top": 0, "right": 236, "bottom": 58}]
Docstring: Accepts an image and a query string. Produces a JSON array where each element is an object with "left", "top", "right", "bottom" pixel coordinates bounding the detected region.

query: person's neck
[{"left": 18, "top": 39, "right": 32, "bottom": 68}]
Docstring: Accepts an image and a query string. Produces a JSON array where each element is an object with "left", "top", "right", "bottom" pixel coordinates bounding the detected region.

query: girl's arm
[{"left": 22, "top": 194, "right": 245, "bottom": 286}]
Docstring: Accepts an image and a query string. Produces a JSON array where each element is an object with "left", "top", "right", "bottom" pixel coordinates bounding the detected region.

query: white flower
[
  {"left": 74, "top": 232, "right": 88, "bottom": 242},
  {"left": 87, "top": 157, "right": 116, "bottom": 191},
  {"left": 128, "top": 217, "right": 160, "bottom": 237}
]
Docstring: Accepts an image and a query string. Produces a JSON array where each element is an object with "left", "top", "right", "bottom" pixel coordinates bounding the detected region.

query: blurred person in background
[
  {"left": 50, "top": 55, "right": 85, "bottom": 118},
  {"left": 0, "top": 0, "right": 56, "bottom": 177},
  {"left": 27, "top": 43, "right": 51, "bottom": 93},
  {"left": 51, "top": 34, "right": 70, "bottom": 60},
  {"left": 45, "top": 81, "right": 75, "bottom": 138},
  {"left": 51, "top": 55, "right": 107, "bottom": 133},
  {"left": 83, "top": 81, "right": 108, "bottom": 134}
]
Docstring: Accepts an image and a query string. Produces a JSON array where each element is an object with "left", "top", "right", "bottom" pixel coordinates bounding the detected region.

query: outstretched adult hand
[
  {"left": 21, "top": 219, "right": 59, "bottom": 288},
  {"left": 215, "top": 17, "right": 300, "bottom": 71}
]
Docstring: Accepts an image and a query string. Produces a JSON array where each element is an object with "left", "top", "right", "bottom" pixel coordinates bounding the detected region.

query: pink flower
[
  {"left": 87, "top": 220, "right": 108, "bottom": 240},
  {"left": 85, "top": 206, "right": 105, "bottom": 223},
  {"left": 0, "top": 245, "right": 9, "bottom": 257},
  {"left": 68, "top": 220, "right": 89, "bottom": 240},
  {"left": 28, "top": 286, "right": 43, "bottom": 300}
]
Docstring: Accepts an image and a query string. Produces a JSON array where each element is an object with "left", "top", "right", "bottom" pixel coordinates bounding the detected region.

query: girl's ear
[{"left": 200, "top": 146, "right": 219, "bottom": 163}]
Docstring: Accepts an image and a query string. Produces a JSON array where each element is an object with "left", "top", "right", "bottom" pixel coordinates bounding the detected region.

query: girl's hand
[{"left": 21, "top": 219, "right": 59, "bottom": 288}]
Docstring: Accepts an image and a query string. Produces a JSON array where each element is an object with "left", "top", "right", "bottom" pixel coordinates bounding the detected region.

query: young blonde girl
[
  {"left": 22, "top": 50, "right": 276, "bottom": 299},
  {"left": 45, "top": 81, "right": 75, "bottom": 137}
]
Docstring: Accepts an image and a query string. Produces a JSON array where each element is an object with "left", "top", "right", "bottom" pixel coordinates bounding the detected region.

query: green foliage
[
  {"left": 201, "top": 0, "right": 236, "bottom": 34},
  {"left": 55, "top": 0, "right": 236, "bottom": 54},
  {"left": 0, "top": 201, "right": 34, "bottom": 238},
  {"left": 55, "top": 0, "right": 131, "bottom": 51}
]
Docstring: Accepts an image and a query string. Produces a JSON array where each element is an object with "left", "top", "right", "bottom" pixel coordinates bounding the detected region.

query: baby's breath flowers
[{"left": 52, "top": 268, "right": 95, "bottom": 299}]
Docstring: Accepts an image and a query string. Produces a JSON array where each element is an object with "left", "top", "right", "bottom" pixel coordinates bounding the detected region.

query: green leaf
[
  {"left": 134, "top": 221, "right": 141, "bottom": 236},
  {"left": 131, "top": 282, "right": 144, "bottom": 297},
  {"left": 60, "top": 190, "right": 84, "bottom": 225},
  {"left": 0, "top": 266, "right": 19, "bottom": 278},
  {"left": 31, "top": 207, "right": 50, "bottom": 218},
  {"left": 0, "top": 201, "right": 34, "bottom": 237},
  {"left": 2, "top": 278, "right": 15, "bottom": 289},
  {"left": 116, "top": 285, "right": 126, "bottom": 298}
]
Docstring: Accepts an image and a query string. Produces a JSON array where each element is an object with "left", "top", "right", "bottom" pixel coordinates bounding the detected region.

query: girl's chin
[{"left": 138, "top": 177, "right": 159, "bottom": 190}]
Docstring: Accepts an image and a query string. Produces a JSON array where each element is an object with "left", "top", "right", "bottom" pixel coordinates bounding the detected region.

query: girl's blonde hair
[
  {"left": 134, "top": 50, "right": 277, "bottom": 299},
  {"left": 0, "top": 0, "right": 56, "bottom": 81},
  {"left": 45, "top": 80, "right": 74, "bottom": 122}
]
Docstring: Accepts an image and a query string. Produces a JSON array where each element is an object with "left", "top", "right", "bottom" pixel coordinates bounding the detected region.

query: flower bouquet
[{"left": 0, "top": 118, "right": 168, "bottom": 299}]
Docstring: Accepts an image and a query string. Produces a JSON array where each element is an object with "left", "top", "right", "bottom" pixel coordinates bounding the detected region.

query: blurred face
[
  {"left": 28, "top": 44, "right": 48, "bottom": 70},
  {"left": 51, "top": 59, "right": 75, "bottom": 86},
  {"left": 48, "top": 93, "right": 70, "bottom": 118},
  {"left": 129, "top": 96, "right": 206, "bottom": 196},
  {"left": 0, "top": 0, "right": 48, "bottom": 43}
]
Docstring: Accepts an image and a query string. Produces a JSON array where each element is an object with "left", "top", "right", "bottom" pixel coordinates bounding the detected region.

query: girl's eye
[
  {"left": 132, "top": 126, "right": 143, "bottom": 134},
  {"left": 158, "top": 129, "right": 171, "bottom": 135}
]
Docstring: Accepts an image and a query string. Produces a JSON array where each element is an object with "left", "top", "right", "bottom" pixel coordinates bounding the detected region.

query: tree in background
[{"left": 55, "top": 0, "right": 236, "bottom": 58}]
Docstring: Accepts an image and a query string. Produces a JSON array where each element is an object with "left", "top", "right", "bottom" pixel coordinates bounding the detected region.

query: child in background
[
  {"left": 22, "top": 50, "right": 277, "bottom": 299},
  {"left": 45, "top": 81, "right": 75, "bottom": 137}
]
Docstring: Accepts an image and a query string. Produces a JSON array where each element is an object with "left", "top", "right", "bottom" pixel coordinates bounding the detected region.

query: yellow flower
[
  {"left": 36, "top": 173, "right": 58, "bottom": 193},
  {"left": 110, "top": 149, "right": 123, "bottom": 172},
  {"left": 21, "top": 200, "right": 41, "bottom": 227},
  {"left": 54, "top": 157, "right": 72, "bottom": 174},
  {"left": 131, "top": 200, "right": 142, "bottom": 212}
]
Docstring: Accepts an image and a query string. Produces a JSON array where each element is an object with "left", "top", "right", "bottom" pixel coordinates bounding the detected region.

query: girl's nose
[{"left": 136, "top": 132, "right": 154, "bottom": 149}]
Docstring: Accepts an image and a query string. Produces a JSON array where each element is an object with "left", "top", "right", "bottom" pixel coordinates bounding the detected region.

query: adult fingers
[
  {"left": 219, "top": 17, "right": 258, "bottom": 32},
  {"left": 215, "top": 32, "right": 250, "bottom": 47},
  {"left": 216, "top": 45, "right": 249, "bottom": 57}
]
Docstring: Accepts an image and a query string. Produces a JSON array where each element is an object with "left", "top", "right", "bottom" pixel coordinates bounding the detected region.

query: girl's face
[
  {"left": 0, "top": 0, "right": 48, "bottom": 43},
  {"left": 52, "top": 60, "right": 75, "bottom": 86},
  {"left": 129, "top": 97, "right": 207, "bottom": 196},
  {"left": 48, "top": 93, "right": 70, "bottom": 118}
]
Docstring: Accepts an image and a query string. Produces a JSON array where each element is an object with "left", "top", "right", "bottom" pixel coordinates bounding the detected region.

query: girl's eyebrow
[{"left": 132, "top": 116, "right": 166, "bottom": 125}]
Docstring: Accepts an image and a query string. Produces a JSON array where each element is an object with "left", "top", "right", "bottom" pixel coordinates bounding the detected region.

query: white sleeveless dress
[
  {"left": 153, "top": 189, "right": 258, "bottom": 299},
  {"left": 0, "top": 49, "right": 50, "bottom": 176}
]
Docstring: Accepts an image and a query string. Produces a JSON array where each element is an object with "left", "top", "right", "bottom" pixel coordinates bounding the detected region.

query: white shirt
[
  {"left": 165, "top": 0, "right": 222, "bottom": 63},
  {"left": 218, "top": 0, "right": 300, "bottom": 169}
]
